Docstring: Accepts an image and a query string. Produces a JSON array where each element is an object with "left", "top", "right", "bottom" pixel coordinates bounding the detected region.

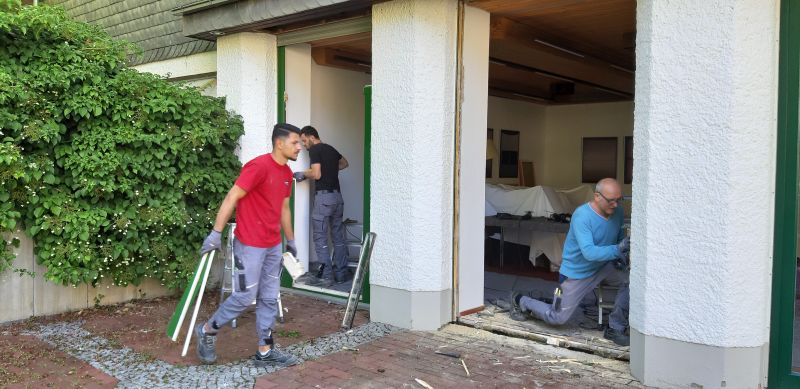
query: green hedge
[{"left": 0, "top": 2, "right": 243, "bottom": 289}]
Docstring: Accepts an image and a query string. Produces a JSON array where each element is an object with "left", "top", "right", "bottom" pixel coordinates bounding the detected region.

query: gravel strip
[{"left": 23, "top": 321, "right": 399, "bottom": 388}]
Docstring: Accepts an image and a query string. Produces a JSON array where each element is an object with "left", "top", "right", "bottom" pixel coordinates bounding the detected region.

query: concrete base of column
[
  {"left": 630, "top": 328, "right": 768, "bottom": 388},
  {"left": 370, "top": 285, "right": 451, "bottom": 330}
]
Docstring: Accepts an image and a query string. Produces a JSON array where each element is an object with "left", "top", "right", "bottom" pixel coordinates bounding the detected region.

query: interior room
[
  {"left": 284, "top": 34, "right": 371, "bottom": 297},
  {"left": 465, "top": 0, "right": 635, "bottom": 352}
]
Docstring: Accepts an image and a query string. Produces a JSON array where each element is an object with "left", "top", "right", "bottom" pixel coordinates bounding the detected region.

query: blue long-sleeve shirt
[{"left": 559, "top": 203, "right": 625, "bottom": 280}]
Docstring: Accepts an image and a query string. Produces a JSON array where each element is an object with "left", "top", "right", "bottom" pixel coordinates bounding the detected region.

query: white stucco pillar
[
  {"left": 457, "top": 5, "right": 489, "bottom": 315},
  {"left": 284, "top": 44, "right": 313, "bottom": 272},
  {"left": 216, "top": 32, "right": 278, "bottom": 163},
  {"left": 631, "top": 1, "right": 779, "bottom": 387},
  {"left": 370, "top": 0, "right": 458, "bottom": 330}
]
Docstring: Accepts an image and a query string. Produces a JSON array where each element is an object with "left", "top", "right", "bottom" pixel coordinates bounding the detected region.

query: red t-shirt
[{"left": 233, "top": 154, "right": 293, "bottom": 248}]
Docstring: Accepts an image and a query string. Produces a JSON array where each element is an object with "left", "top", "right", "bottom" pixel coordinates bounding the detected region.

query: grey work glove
[
  {"left": 293, "top": 171, "right": 306, "bottom": 182},
  {"left": 617, "top": 236, "right": 630, "bottom": 256},
  {"left": 201, "top": 230, "right": 222, "bottom": 254},
  {"left": 286, "top": 239, "right": 297, "bottom": 257}
]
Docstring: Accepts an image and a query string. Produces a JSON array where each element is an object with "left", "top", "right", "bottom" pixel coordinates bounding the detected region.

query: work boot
[
  {"left": 307, "top": 275, "right": 333, "bottom": 288},
  {"left": 252, "top": 348, "right": 300, "bottom": 367},
  {"left": 334, "top": 269, "right": 353, "bottom": 284},
  {"left": 295, "top": 263, "right": 324, "bottom": 284},
  {"left": 195, "top": 324, "right": 217, "bottom": 364},
  {"left": 603, "top": 327, "right": 630, "bottom": 347},
  {"left": 509, "top": 291, "right": 528, "bottom": 321}
]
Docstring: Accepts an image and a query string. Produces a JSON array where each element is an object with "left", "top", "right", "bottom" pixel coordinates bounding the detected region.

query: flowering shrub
[{"left": 0, "top": 2, "right": 243, "bottom": 288}]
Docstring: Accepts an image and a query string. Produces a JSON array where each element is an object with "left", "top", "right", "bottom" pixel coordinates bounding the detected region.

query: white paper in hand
[{"left": 282, "top": 252, "right": 305, "bottom": 280}]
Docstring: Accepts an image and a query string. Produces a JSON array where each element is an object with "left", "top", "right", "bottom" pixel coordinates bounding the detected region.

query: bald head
[
  {"left": 592, "top": 178, "right": 623, "bottom": 217},
  {"left": 595, "top": 178, "right": 621, "bottom": 195}
]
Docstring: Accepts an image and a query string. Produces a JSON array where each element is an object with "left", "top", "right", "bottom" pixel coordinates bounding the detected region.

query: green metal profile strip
[{"left": 768, "top": 0, "right": 800, "bottom": 387}]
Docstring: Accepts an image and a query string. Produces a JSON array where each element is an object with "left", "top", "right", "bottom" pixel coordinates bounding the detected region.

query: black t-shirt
[{"left": 309, "top": 143, "right": 342, "bottom": 191}]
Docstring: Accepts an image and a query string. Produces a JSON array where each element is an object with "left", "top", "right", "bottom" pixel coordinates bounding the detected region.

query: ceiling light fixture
[{"left": 534, "top": 39, "right": 585, "bottom": 58}]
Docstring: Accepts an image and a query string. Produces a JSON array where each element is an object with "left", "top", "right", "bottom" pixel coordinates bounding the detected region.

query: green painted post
[
  {"left": 768, "top": 0, "right": 800, "bottom": 387},
  {"left": 361, "top": 85, "right": 372, "bottom": 303}
]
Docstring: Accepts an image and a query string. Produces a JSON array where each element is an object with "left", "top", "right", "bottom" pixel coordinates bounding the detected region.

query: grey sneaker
[
  {"left": 195, "top": 324, "right": 217, "bottom": 364},
  {"left": 253, "top": 348, "right": 300, "bottom": 367}
]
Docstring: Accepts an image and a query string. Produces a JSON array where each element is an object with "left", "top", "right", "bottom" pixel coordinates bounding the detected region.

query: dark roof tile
[{"left": 46, "top": 0, "right": 214, "bottom": 65}]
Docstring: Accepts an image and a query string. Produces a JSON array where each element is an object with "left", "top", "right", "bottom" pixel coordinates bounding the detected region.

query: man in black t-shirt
[{"left": 293, "top": 126, "right": 350, "bottom": 287}]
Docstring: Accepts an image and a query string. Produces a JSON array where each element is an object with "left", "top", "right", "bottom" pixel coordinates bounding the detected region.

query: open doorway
[
  {"left": 460, "top": 0, "right": 635, "bottom": 357},
  {"left": 281, "top": 32, "right": 372, "bottom": 299}
]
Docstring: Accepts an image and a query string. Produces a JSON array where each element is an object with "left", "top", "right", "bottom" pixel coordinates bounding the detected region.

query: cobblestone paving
[{"left": 23, "top": 321, "right": 397, "bottom": 388}]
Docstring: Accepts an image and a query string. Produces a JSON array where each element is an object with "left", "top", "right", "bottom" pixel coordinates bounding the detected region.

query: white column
[
  {"left": 370, "top": 0, "right": 459, "bottom": 330},
  {"left": 631, "top": 1, "right": 779, "bottom": 387},
  {"left": 457, "top": 5, "right": 489, "bottom": 314},
  {"left": 284, "top": 44, "right": 312, "bottom": 270},
  {"left": 216, "top": 32, "right": 278, "bottom": 163}
]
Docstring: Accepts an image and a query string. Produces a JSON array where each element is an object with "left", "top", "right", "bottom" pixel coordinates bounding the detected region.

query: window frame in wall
[
  {"left": 624, "top": 136, "right": 633, "bottom": 184},
  {"left": 486, "top": 128, "right": 494, "bottom": 178},
  {"left": 581, "top": 137, "right": 618, "bottom": 183},
  {"left": 499, "top": 129, "right": 520, "bottom": 179}
]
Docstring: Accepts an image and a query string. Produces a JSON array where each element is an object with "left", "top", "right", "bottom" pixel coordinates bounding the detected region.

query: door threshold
[{"left": 458, "top": 310, "right": 629, "bottom": 361}]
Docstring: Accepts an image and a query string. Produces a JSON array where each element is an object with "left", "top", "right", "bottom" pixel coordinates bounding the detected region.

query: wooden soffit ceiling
[{"left": 308, "top": 0, "right": 636, "bottom": 105}]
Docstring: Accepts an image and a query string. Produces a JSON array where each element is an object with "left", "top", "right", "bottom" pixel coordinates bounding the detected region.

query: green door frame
[
  {"left": 277, "top": 46, "right": 371, "bottom": 303},
  {"left": 769, "top": 0, "right": 800, "bottom": 387}
]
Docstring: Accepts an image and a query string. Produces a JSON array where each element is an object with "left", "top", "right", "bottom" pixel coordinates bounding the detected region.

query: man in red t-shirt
[{"left": 194, "top": 123, "right": 302, "bottom": 367}]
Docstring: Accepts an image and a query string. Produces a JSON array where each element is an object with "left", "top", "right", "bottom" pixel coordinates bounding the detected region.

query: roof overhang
[{"left": 173, "top": 0, "right": 372, "bottom": 40}]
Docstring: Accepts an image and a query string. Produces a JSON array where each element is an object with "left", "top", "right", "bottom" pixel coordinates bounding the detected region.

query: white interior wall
[
  {"left": 542, "top": 102, "right": 634, "bottom": 191},
  {"left": 285, "top": 44, "right": 313, "bottom": 269},
  {"left": 486, "top": 96, "right": 546, "bottom": 186},
  {"left": 486, "top": 98, "right": 633, "bottom": 194},
  {"left": 309, "top": 62, "right": 371, "bottom": 225}
]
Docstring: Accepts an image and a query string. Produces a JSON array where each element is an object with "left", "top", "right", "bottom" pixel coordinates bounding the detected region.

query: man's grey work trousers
[
  {"left": 519, "top": 261, "right": 629, "bottom": 331},
  {"left": 311, "top": 191, "right": 348, "bottom": 279},
  {"left": 207, "top": 240, "right": 281, "bottom": 346}
]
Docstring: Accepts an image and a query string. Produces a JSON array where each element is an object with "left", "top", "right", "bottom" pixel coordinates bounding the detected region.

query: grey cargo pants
[
  {"left": 520, "top": 261, "right": 629, "bottom": 331},
  {"left": 311, "top": 191, "right": 348, "bottom": 279},
  {"left": 207, "top": 239, "right": 281, "bottom": 346}
]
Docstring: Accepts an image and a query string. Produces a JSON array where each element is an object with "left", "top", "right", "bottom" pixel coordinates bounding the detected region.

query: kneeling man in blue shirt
[{"left": 512, "top": 178, "right": 631, "bottom": 346}]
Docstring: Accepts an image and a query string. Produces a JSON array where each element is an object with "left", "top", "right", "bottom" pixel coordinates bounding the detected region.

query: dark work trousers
[
  {"left": 311, "top": 191, "right": 348, "bottom": 280},
  {"left": 207, "top": 239, "right": 281, "bottom": 346},
  {"left": 519, "top": 261, "right": 629, "bottom": 331}
]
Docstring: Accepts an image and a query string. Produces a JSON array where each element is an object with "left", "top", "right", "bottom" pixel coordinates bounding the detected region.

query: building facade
[{"left": 39, "top": 0, "right": 796, "bottom": 387}]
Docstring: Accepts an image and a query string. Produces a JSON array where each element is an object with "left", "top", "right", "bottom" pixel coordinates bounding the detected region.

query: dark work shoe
[
  {"left": 253, "top": 348, "right": 300, "bottom": 367},
  {"left": 307, "top": 276, "right": 333, "bottom": 288},
  {"left": 334, "top": 270, "right": 353, "bottom": 284},
  {"left": 509, "top": 291, "right": 529, "bottom": 321},
  {"left": 604, "top": 327, "right": 630, "bottom": 347},
  {"left": 195, "top": 324, "right": 217, "bottom": 364}
]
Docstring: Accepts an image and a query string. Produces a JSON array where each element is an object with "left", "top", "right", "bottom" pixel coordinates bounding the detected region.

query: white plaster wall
[
  {"left": 486, "top": 96, "right": 546, "bottom": 185},
  {"left": 371, "top": 0, "right": 458, "bottom": 292},
  {"left": 133, "top": 51, "right": 216, "bottom": 80},
  {"left": 631, "top": 0, "right": 779, "bottom": 347},
  {"left": 285, "top": 44, "right": 313, "bottom": 268},
  {"left": 310, "top": 62, "right": 370, "bottom": 225},
  {"left": 216, "top": 33, "right": 278, "bottom": 163},
  {"left": 458, "top": 5, "right": 490, "bottom": 313}
]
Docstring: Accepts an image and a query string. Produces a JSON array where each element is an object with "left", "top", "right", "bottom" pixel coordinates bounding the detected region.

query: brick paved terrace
[{"left": 0, "top": 290, "right": 641, "bottom": 388}]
